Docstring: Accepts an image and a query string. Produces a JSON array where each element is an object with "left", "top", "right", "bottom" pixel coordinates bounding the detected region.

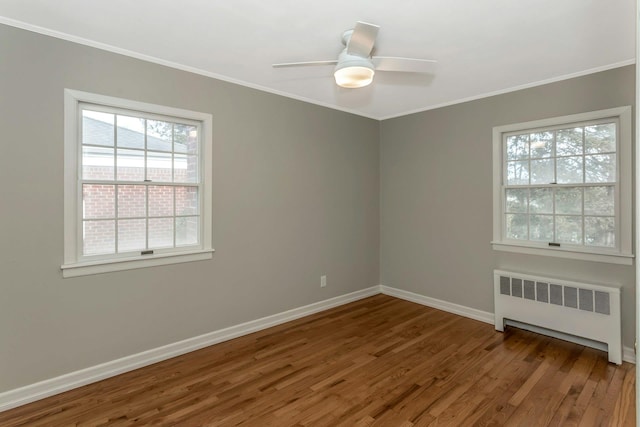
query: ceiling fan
[{"left": 272, "top": 21, "right": 437, "bottom": 89}]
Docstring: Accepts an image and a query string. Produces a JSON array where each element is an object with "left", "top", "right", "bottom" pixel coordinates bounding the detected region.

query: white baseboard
[
  {"left": 623, "top": 345, "right": 636, "bottom": 364},
  {"left": 0, "top": 286, "right": 380, "bottom": 413},
  {"left": 380, "top": 285, "right": 636, "bottom": 365},
  {"left": 380, "top": 285, "right": 495, "bottom": 324}
]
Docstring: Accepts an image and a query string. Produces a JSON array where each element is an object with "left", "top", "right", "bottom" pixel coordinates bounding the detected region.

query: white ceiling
[{"left": 0, "top": 0, "right": 635, "bottom": 120}]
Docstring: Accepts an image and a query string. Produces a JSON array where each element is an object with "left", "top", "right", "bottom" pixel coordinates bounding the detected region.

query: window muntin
[
  {"left": 492, "top": 106, "right": 632, "bottom": 264},
  {"left": 502, "top": 119, "right": 618, "bottom": 250},
  {"left": 63, "top": 89, "right": 213, "bottom": 277},
  {"left": 79, "top": 104, "right": 202, "bottom": 260}
]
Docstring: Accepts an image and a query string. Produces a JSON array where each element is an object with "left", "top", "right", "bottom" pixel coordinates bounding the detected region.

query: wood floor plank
[
  {"left": 611, "top": 365, "right": 636, "bottom": 425},
  {"left": 0, "top": 295, "right": 634, "bottom": 426}
]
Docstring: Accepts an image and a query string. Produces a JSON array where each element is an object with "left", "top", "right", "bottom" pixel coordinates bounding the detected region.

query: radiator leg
[
  {"left": 608, "top": 340, "right": 622, "bottom": 365},
  {"left": 495, "top": 315, "right": 505, "bottom": 332}
]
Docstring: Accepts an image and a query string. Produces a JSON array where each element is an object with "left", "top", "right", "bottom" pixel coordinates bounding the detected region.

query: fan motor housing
[
  {"left": 335, "top": 50, "right": 374, "bottom": 70},
  {"left": 341, "top": 29, "right": 354, "bottom": 46}
]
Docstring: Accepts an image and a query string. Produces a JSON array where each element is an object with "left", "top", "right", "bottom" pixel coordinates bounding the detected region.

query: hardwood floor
[{"left": 0, "top": 295, "right": 635, "bottom": 426}]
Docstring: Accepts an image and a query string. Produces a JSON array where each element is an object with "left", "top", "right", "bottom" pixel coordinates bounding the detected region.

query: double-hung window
[
  {"left": 63, "top": 90, "right": 213, "bottom": 277},
  {"left": 492, "top": 107, "right": 632, "bottom": 265}
]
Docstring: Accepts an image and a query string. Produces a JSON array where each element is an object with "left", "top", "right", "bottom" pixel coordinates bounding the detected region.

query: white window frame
[
  {"left": 62, "top": 89, "right": 213, "bottom": 277},
  {"left": 492, "top": 106, "right": 633, "bottom": 265}
]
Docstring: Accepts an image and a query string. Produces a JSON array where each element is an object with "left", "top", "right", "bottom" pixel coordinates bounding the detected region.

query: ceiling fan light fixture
[
  {"left": 334, "top": 51, "right": 375, "bottom": 88},
  {"left": 334, "top": 65, "right": 375, "bottom": 88}
]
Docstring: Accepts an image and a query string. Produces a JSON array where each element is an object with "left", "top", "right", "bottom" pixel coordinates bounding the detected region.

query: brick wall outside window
[{"left": 82, "top": 165, "right": 198, "bottom": 254}]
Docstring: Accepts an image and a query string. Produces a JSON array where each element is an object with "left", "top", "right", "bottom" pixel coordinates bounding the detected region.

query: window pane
[
  {"left": 496, "top": 113, "right": 624, "bottom": 254},
  {"left": 117, "top": 219, "right": 146, "bottom": 252},
  {"left": 117, "top": 185, "right": 146, "bottom": 218},
  {"left": 82, "top": 110, "right": 114, "bottom": 147},
  {"left": 83, "top": 146, "right": 114, "bottom": 180},
  {"left": 555, "top": 187, "right": 582, "bottom": 215},
  {"left": 506, "top": 214, "right": 528, "bottom": 240},
  {"left": 83, "top": 220, "right": 115, "bottom": 255},
  {"left": 556, "top": 216, "right": 582, "bottom": 244},
  {"left": 506, "top": 161, "right": 529, "bottom": 185},
  {"left": 176, "top": 186, "right": 199, "bottom": 215},
  {"left": 530, "top": 132, "right": 553, "bottom": 158},
  {"left": 530, "top": 159, "right": 554, "bottom": 184},
  {"left": 584, "top": 186, "right": 614, "bottom": 216},
  {"left": 116, "top": 149, "right": 145, "bottom": 181},
  {"left": 585, "top": 123, "right": 615, "bottom": 154},
  {"left": 147, "top": 152, "right": 173, "bottom": 182},
  {"left": 116, "top": 115, "right": 145, "bottom": 149},
  {"left": 147, "top": 120, "right": 173, "bottom": 152},
  {"left": 585, "top": 217, "right": 615, "bottom": 248},
  {"left": 556, "top": 156, "right": 583, "bottom": 184},
  {"left": 506, "top": 135, "right": 529, "bottom": 160},
  {"left": 529, "top": 188, "right": 553, "bottom": 214},
  {"left": 556, "top": 127, "right": 583, "bottom": 156},
  {"left": 176, "top": 216, "right": 199, "bottom": 246},
  {"left": 149, "top": 186, "right": 174, "bottom": 217},
  {"left": 585, "top": 154, "right": 615, "bottom": 183},
  {"left": 149, "top": 217, "right": 174, "bottom": 248},
  {"left": 83, "top": 184, "right": 115, "bottom": 219},
  {"left": 174, "top": 124, "right": 198, "bottom": 154},
  {"left": 174, "top": 154, "right": 198, "bottom": 183},
  {"left": 530, "top": 215, "right": 553, "bottom": 241},
  {"left": 186, "top": 155, "right": 198, "bottom": 183}
]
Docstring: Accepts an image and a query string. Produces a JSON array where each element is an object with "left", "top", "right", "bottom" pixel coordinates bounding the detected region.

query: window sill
[
  {"left": 61, "top": 249, "right": 214, "bottom": 278},
  {"left": 491, "top": 242, "right": 633, "bottom": 265}
]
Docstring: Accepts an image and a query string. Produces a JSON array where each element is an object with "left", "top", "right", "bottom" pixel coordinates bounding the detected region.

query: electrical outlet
[{"left": 320, "top": 275, "right": 327, "bottom": 288}]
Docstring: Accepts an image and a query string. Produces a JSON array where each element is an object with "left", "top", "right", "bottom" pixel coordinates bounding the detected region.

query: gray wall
[
  {"left": 380, "top": 65, "right": 635, "bottom": 348},
  {"left": 0, "top": 25, "right": 380, "bottom": 392}
]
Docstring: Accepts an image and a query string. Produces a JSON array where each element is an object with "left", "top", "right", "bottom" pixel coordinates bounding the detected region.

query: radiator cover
[{"left": 494, "top": 269, "right": 622, "bottom": 364}]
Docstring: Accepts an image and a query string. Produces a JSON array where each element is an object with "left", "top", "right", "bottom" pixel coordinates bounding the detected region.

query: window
[
  {"left": 492, "top": 107, "right": 632, "bottom": 265},
  {"left": 63, "top": 90, "right": 213, "bottom": 277}
]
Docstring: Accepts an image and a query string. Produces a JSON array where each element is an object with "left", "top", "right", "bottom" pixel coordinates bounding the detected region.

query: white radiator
[{"left": 494, "top": 269, "right": 622, "bottom": 365}]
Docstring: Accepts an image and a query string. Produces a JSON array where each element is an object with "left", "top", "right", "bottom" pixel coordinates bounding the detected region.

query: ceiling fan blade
[
  {"left": 346, "top": 21, "right": 380, "bottom": 57},
  {"left": 272, "top": 60, "right": 338, "bottom": 68},
  {"left": 372, "top": 56, "right": 437, "bottom": 73}
]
